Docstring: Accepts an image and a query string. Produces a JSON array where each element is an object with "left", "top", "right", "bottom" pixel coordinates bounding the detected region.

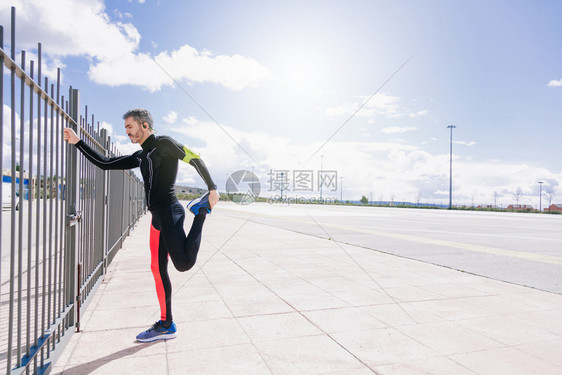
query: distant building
[
  {"left": 506, "top": 204, "right": 534, "bottom": 211},
  {"left": 548, "top": 204, "right": 562, "bottom": 212},
  {"left": 477, "top": 205, "right": 500, "bottom": 209},
  {"left": 2, "top": 169, "right": 37, "bottom": 200}
]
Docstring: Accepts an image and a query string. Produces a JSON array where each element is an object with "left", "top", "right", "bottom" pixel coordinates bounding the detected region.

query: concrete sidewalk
[{"left": 52, "top": 204, "right": 562, "bottom": 374}]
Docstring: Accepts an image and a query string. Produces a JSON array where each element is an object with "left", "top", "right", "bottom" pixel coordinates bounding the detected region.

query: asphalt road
[{"left": 218, "top": 202, "right": 562, "bottom": 295}]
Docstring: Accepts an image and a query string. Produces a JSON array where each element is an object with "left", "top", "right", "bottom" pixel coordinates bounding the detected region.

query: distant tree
[
  {"left": 360, "top": 195, "right": 368, "bottom": 204},
  {"left": 513, "top": 187, "right": 523, "bottom": 207},
  {"left": 545, "top": 189, "right": 555, "bottom": 210}
]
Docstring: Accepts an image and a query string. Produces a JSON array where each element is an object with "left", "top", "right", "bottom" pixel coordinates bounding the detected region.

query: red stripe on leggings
[{"left": 150, "top": 225, "right": 167, "bottom": 321}]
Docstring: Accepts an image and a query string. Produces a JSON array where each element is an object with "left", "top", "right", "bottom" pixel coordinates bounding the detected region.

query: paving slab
[{"left": 52, "top": 203, "right": 562, "bottom": 374}]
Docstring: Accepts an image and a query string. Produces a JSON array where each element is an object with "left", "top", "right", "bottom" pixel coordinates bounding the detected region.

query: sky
[{"left": 1, "top": 0, "right": 561, "bottom": 207}]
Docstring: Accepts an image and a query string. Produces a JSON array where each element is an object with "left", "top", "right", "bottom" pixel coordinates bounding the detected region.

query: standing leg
[
  {"left": 136, "top": 216, "right": 177, "bottom": 343},
  {"left": 149, "top": 223, "right": 173, "bottom": 324}
]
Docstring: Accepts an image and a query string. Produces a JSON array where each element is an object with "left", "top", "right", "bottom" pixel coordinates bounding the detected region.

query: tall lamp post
[
  {"left": 447, "top": 125, "right": 456, "bottom": 209},
  {"left": 538, "top": 181, "right": 543, "bottom": 212}
]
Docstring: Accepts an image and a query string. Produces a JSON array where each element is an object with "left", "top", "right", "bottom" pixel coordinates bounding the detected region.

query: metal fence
[{"left": 0, "top": 8, "right": 146, "bottom": 375}]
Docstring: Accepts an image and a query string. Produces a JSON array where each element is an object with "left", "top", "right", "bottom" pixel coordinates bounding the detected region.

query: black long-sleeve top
[{"left": 75, "top": 134, "right": 216, "bottom": 211}]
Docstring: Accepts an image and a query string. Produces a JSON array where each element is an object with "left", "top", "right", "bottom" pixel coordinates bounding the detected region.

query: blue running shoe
[
  {"left": 136, "top": 321, "right": 177, "bottom": 343},
  {"left": 187, "top": 192, "right": 211, "bottom": 215}
]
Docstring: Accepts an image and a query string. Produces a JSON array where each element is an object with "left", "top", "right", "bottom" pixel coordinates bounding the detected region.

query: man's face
[{"left": 124, "top": 117, "right": 148, "bottom": 144}]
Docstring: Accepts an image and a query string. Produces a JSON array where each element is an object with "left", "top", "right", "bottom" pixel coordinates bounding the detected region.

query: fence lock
[{"left": 67, "top": 204, "right": 83, "bottom": 226}]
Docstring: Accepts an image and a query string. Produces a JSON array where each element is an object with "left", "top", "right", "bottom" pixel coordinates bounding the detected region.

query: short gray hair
[{"left": 123, "top": 108, "right": 153, "bottom": 129}]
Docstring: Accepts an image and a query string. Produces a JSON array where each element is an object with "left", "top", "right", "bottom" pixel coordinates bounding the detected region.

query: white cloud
[
  {"left": 452, "top": 161, "right": 562, "bottom": 207},
  {"left": 381, "top": 126, "right": 417, "bottom": 134},
  {"left": 22, "top": 50, "right": 66, "bottom": 83},
  {"left": 113, "top": 9, "right": 131, "bottom": 19},
  {"left": 324, "top": 93, "right": 427, "bottom": 121},
  {"left": 364, "top": 93, "right": 402, "bottom": 117},
  {"left": 163, "top": 111, "right": 178, "bottom": 124},
  {"left": 409, "top": 110, "right": 428, "bottom": 118},
  {"left": 152, "top": 113, "right": 562, "bottom": 207},
  {"left": 152, "top": 45, "right": 270, "bottom": 91},
  {"left": 0, "top": 0, "right": 139, "bottom": 59},
  {"left": 87, "top": 37, "right": 270, "bottom": 93},
  {"left": 453, "top": 140, "right": 476, "bottom": 146},
  {"left": 547, "top": 79, "right": 562, "bottom": 87},
  {"left": 324, "top": 102, "right": 359, "bottom": 117},
  {"left": 0, "top": 0, "right": 270, "bottom": 92},
  {"left": 2, "top": 104, "right": 64, "bottom": 171},
  {"left": 2, "top": 105, "right": 16, "bottom": 169},
  {"left": 324, "top": 93, "right": 401, "bottom": 119},
  {"left": 99, "top": 121, "right": 115, "bottom": 137}
]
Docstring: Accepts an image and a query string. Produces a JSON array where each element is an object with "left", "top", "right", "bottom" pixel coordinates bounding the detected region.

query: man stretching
[{"left": 64, "top": 108, "right": 219, "bottom": 342}]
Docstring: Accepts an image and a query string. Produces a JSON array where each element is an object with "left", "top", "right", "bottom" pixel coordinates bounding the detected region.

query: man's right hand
[{"left": 63, "top": 128, "right": 80, "bottom": 144}]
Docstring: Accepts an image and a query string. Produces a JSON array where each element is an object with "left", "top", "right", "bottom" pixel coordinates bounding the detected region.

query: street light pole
[{"left": 447, "top": 125, "right": 456, "bottom": 209}]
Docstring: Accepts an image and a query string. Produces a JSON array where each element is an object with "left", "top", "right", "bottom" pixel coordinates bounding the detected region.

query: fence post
[
  {"left": 100, "top": 128, "right": 109, "bottom": 274},
  {"left": 65, "top": 88, "right": 80, "bottom": 328}
]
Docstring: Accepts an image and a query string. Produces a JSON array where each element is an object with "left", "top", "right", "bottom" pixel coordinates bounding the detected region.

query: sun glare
[{"left": 271, "top": 38, "right": 334, "bottom": 93}]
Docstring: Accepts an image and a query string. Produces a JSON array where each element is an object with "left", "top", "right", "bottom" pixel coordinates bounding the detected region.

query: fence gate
[{"left": 0, "top": 8, "right": 146, "bottom": 375}]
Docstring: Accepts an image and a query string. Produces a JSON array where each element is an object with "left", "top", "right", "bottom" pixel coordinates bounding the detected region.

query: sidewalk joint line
[
  {"left": 199, "top": 266, "right": 276, "bottom": 375},
  {"left": 215, "top": 245, "right": 380, "bottom": 374},
  {"left": 305, "top": 213, "right": 418, "bottom": 324}
]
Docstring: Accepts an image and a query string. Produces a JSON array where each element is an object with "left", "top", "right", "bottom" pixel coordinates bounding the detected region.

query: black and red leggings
[{"left": 149, "top": 201, "right": 206, "bottom": 324}]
